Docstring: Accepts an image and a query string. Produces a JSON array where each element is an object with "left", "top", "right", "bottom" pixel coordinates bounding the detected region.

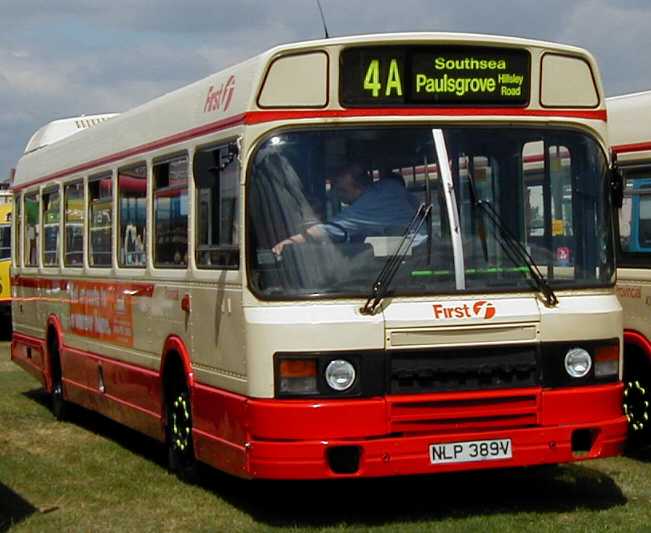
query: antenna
[{"left": 316, "top": 0, "right": 330, "bottom": 39}]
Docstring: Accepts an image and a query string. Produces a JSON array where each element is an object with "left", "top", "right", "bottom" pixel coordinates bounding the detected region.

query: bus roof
[
  {"left": 607, "top": 91, "right": 651, "bottom": 162},
  {"left": 13, "top": 32, "right": 605, "bottom": 190}
]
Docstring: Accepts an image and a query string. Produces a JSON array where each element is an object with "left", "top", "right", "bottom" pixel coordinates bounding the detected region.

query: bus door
[{"left": 189, "top": 143, "right": 246, "bottom": 382}]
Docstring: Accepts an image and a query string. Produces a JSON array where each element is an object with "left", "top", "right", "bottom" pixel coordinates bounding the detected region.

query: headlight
[
  {"left": 325, "top": 359, "right": 356, "bottom": 391},
  {"left": 564, "top": 347, "right": 592, "bottom": 378}
]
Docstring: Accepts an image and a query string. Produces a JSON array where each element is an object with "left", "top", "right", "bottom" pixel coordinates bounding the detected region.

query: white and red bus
[
  {"left": 608, "top": 90, "right": 651, "bottom": 440},
  {"left": 11, "top": 33, "right": 626, "bottom": 479}
]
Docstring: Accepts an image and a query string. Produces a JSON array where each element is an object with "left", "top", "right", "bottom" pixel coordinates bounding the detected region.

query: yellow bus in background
[{"left": 0, "top": 189, "right": 12, "bottom": 317}]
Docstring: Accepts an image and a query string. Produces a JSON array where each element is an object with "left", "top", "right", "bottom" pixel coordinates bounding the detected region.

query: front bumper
[{"left": 193, "top": 383, "right": 627, "bottom": 479}]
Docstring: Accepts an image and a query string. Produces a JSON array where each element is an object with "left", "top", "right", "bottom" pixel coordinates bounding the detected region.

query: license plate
[{"left": 429, "top": 438, "right": 512, "bottom": 464}]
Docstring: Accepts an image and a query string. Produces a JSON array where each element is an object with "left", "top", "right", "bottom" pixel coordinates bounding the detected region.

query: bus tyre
[
  {"left": 51, "top": 380, "right": 67, "bottom": 421},
  {"left": 166, "top": 387, "right": 198, "bottom": 483},
  {"left": 624, "top": 376, "right": 651, "bottom": 448},
  {"left": 48, "top": 336, "right": 67, "bottom": 421}
]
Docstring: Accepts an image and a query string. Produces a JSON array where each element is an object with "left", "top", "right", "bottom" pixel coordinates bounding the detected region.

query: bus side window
[
  {"left": 89, "top": 174, "right": 113, "bottom": 267},
  {"left": 620, "top": 176, "right": 651, "bottom": 253},
  {"left": 64, "top": 181, "right": 84, "bottom": 267},
  {"left": 24, "top": 193, "right": 39, "bottom": 267},
  {"left": 42, "top": 188, "right": 60, "bottom": 266},
  {"left": 13, "top": 193, "right": 21, "bottom": 267},
  {"left": 153, "top": 155, "right": 188, "bottom": 268},
  {"left": 118, "top": 163, "right": 147, "bottom": 268},
  {"left": 193, "top": 143, "right": 240, "bottom": 269}
]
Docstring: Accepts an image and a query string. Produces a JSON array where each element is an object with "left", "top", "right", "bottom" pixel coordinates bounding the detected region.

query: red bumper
[{"left": 193, "top": 383, "right": 627, "bottom": 480}]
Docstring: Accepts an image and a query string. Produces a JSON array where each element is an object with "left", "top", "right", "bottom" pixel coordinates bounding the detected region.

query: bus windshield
[{"left": 248, "top": 126, "right": 613, "bottom": 299}]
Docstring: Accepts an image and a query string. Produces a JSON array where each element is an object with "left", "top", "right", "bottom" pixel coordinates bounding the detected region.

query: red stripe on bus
[
  {"left": 12, "top": 276, "right": 68, "bottom": 290},
  {"left": 11, "top": 276, "right": 154, "bottom": 297},
  {"left": 245, "top": 107, "right": 608, "bottom": 124},
  {"left": 13, "top": 107, "right": 606, "bottom": 191},
  {"left": 13, "top": 113, "right": 247, "bottom": 191},
  {"left": 612, "top": 141, "right": 651, "bottom": 155}
]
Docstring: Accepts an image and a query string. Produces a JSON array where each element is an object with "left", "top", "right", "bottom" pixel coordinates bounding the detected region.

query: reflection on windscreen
[{"left": 248, "top": 126, "right": 613, "bottom": 299}]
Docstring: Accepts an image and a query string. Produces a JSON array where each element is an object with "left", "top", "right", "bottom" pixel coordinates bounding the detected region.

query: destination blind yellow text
[
  {"left": 416, "top": 74, "right": 500, "bottom": 96},
  {"left": 435, "top": 57, "right": 507, "bottom": 70},
  {"left": 415, "top": 71, "right": 524, "bottom": 97}
]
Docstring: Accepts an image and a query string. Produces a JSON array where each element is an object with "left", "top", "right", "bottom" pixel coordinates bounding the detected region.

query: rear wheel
[{"left": 166, "top": 377, "right": 198, "bottom": 482}]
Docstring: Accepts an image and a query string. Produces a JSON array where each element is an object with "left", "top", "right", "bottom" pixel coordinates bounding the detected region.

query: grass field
[{"left": 2, "top": 344, "right": 651, "bottom": 533}]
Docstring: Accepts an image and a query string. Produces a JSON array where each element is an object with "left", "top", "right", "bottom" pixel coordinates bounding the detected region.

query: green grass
[{"left": 3, "top": 345, "right": 651, "bottom": 532}]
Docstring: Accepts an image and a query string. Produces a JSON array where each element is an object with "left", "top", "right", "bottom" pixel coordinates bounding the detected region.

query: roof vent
[{"left": 24, "top": 113, "right": 119, "bottom": 154}]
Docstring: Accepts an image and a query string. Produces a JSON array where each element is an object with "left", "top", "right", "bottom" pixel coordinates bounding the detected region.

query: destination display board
[{"left": 340, "top": 46, "right": 530, "bottom": 107}]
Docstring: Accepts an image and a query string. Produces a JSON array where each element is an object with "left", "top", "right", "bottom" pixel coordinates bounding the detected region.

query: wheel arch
[
  {"left": 44, "top": 314, "right": 64, "bottom": 393},
  {"left": 624, "top": 330, "right": 651, "bottom": 367},
  {"left": 159, "top": 335, "right": 194, "bottom": 411}
]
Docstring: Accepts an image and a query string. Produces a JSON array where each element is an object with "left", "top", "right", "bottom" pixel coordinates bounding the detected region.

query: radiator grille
[{"left": 390, "top": 345, "right": 539, "bottom": 394}]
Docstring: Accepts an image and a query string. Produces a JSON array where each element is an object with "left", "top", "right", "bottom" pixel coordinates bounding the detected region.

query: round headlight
[
  {"left": 564, "top": 347, "right": 592, "bottom": 378},
  {"left": 325, "top": 359, "right": 356, "bottom": 391}
]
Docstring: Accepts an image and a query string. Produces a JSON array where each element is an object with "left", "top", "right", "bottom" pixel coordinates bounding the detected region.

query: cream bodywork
[
  {"left": 241, "top": 292, "right": 622, "bottom": 398},
  {"left": 617, "top": 269, "right": 651, "bottom": 343}
]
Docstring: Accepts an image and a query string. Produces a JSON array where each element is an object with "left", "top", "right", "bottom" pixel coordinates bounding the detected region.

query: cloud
[{"left": 1, "top": 0, "right": 650, "bottom": 175}]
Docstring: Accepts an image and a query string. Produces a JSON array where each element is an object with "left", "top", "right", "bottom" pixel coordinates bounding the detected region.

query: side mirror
[{"left": 610, "top": 157, "right": 624, "bottom": 209}]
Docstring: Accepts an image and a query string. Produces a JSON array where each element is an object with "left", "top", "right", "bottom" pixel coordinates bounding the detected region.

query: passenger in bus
[{"left": 272, "top": 162, "right": 419, "bottom": 256}]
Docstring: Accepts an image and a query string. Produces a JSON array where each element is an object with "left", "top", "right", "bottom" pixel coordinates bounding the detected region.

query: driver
[{"left": 272, "top": 162, "right": 419, "bottom": 256}]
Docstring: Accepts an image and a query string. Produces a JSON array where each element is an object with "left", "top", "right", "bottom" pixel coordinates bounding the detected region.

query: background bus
[
  {"left": 608, "top": 90, "right": 651, "bottom": 441},
  {"left": 11, "top": 33, "right": 625, "bottom": 480},
  {"left": 0, "top": 188, "right": 12, "bottom": 320}
]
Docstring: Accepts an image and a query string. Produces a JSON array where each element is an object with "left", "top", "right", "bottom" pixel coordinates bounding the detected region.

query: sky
[{"left": 1, "top": 0, "right": 651, "bottom": 177}]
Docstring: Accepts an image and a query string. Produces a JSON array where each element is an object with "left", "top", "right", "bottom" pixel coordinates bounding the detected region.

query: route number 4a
[{"left": 364, "top": 59, "right": 403, "bottom": 97}]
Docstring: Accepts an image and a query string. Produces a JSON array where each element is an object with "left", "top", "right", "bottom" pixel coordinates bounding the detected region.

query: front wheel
[
  {"left": 49, "top": 336, "right": 67, "bottom": 421},
  {"left": 166, "top": 388, "right": 198, "bottom": 482},
  {"left": 624, "top": 376, "right": 651, "bottom": 447},
  {"left": 51, "top": 380, "right": 67, "bottom": 421}
]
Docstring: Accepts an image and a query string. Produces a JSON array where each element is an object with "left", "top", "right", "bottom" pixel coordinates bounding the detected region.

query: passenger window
[
  {"left": 118, "top": 164, "right": 147, "bottom": 267},
  {"left": 619, "top": 175, "right": 651, "bottom": 253},
  {"left": 89, "top": 175, "right": 113, "bottom": 267},
  {"left": 42, "top": 189, "right": 60, "bottom": 266},
  {"left": 64, "top": 181, "right": 84, "bottom": 267},
  {"left": 24, "top": 193, "right": 39, "bottom": 267},
  {"left": 193, "top": 143, "right": 240, "bottom": 268},
  {"left": 14, "top": 194, "right": 21, "bottom": 266},
  {"left": 153, "top": 155, "right": 188, "bottom": 268}
]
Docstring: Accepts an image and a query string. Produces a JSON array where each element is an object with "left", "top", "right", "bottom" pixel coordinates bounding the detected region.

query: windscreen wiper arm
[
  {"left": 466, "top": 174, "right": 558, "bottom": 307},
  {"left": 360, "top": 202, "right": 432, "bottom": 316}
]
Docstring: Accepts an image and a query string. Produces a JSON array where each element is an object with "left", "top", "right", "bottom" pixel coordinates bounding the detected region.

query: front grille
[
  {"left": 389, "top": 388, "right": 540, "bottom": 434},
  {"left": 390, "top": 345, "right": 539, "bottom": 394}
]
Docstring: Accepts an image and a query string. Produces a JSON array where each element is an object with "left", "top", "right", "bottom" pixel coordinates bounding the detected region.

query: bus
[
  {"left": 607, "top": 90, "right": 651, "bottom": 441},
  {"left": 0, "top": 188, "right": 12, "bottom": 318},
  {"left": 11, "top": 33, "right": 626, "bottom": 480}
]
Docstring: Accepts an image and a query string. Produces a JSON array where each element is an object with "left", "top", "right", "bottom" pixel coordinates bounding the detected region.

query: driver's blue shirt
[{"left": 315, "top": 178, "right": 420, "bottom": 242}]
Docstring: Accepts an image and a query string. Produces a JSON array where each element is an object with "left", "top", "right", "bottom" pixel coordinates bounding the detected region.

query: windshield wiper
[
  {"left": 466, "top": 174, "right": 558, "bottom": 307},
  {"left": 360, "top": 202, "right": 432, "bottom": 316}
]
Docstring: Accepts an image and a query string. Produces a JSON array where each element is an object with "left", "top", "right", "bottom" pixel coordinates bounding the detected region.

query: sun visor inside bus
[
  {"left": 540, "top": 53, "right": 599, "bottom": 108},
  {"left": 258, "top": 51, "right": 328, "bottom": 108}
]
